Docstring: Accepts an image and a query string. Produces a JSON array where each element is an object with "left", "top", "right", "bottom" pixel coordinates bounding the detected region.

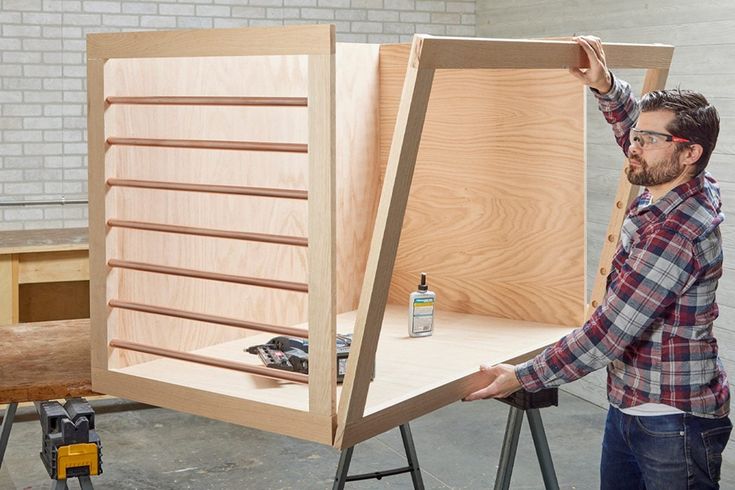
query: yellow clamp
[{"left": 56, "top": 443, "right": 99, "bottom": 480}]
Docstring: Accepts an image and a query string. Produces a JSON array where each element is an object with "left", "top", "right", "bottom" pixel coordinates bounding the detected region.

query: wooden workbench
[
  {"left": 0, "top": 228, "right": 89, "bottom": 326},
  {"left": 0, "top": 319, "right": 95, "bottom": 404}
]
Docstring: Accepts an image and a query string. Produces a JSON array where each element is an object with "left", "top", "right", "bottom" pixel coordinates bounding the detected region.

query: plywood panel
[
  {"left": 110, "top": 146, "right": 308, "bottom": 190},
  {"left": 116, "top": 229, "right": 307, "bottom": 284},
  {"left": 380, "top": 45, "right": 586, "bottom": 327},
  {"left": 101, "top": 44, "right": 380, "bottom": 374},
  {"left": 108, "top": 186, "right": 308, "bottom": 238},
  {"left": 108, "top": 304, "right": 572, "bottom": 446},
  {"left": 110, "top": 267, "right": 308, "bottom": 365},
  {"left": 107, "top": 105, "right": 308, "bottom": 144},
  {"left": 105, "top": 55, "right": 309, "bottom": 97},
  {"left": 334, "top": 43, "right": 382, "bottom": 316}
]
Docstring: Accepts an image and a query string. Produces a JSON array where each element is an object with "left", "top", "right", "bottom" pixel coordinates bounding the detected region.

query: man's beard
[{"left": 626, "top": 151, "right": 685, "bottom": 187}]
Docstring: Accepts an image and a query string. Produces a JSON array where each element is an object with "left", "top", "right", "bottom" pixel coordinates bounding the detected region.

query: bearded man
[{"left": 465, "top": 36, "right": 732, "bottom": 490}]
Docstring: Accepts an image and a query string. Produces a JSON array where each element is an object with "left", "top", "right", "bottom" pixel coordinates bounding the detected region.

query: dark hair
[{"left": 640, "top": 89, "right": 719, "bottom": 175}]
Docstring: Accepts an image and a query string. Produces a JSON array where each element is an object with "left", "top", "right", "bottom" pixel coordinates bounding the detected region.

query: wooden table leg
[{"left": 0, "top": 254, "right": 19, "bottom": 326}]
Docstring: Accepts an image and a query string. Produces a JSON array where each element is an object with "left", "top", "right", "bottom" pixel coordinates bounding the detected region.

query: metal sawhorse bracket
[
  {"left": 494, "top": 388, "right": 559, "bottom": 490},
  {"left": 333, "top": 422, "right": 425, "bottom": 489}
]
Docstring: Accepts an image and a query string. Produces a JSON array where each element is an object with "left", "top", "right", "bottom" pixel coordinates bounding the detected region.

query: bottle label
[{"left": 412, "top": 297, "right": 434, "bottom": 333}]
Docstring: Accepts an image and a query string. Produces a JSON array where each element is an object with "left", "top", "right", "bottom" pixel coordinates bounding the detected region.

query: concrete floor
[{"left": 1, "top": 390, "right": 734, "bottom": 489}]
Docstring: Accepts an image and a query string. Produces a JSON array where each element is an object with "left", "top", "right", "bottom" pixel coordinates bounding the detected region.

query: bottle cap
[{"left": 418, "top": 272, "right": 428, "bottom": 292}]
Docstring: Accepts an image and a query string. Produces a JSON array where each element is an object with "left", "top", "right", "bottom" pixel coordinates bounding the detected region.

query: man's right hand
[{"left": 568, "top": 35, "right": 612, "bottom": 94}]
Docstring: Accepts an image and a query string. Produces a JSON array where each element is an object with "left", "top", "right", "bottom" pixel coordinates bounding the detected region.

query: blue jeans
[{"left": 601, "top": 406, "right": 732, "bottom": 490}]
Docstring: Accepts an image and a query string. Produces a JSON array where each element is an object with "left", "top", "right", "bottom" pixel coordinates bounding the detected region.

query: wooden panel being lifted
[{"left": 380, "top": 45, "right": 586, "bottom": 327}]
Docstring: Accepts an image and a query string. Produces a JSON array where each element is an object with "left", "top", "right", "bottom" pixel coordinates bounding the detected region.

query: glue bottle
[{"left": 408, "top": 272, "right": 435, "bottom": 337}]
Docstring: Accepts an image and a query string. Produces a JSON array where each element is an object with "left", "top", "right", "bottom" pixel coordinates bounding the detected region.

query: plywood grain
[
  {"left": 380, "top": 44, "right": 587, "bottom": 327},
  {"left": 100, "top": 44, "right": 379, "bottom": 375},
  {"left": 110, "top": 304, "right": 573, "bottom": 447}
]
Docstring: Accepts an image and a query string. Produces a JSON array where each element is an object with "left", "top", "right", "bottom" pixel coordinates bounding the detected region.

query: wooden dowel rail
[
  {"left": 107, "top": 137, "right": 308, "bottom": 153},
  {"left": 108, "top": 259, "right": 309, "bottom": 293},
  {"left": 109, "top": 339, "right": 309, "bottom": 384},
  {"left": 107, "top": 219, "right": 308, "bottom": 247},
  {"left": 106, "top": 96, "right": 308, "bottom": 107},
  {"left": 106, "top": 179, "right": 308, "bottom": 200},
  {"left": 109, "top": 299, "right": 309, "bottom": 338}
]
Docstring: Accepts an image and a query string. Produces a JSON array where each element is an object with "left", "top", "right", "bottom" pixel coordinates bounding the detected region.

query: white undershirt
[{"left": 619, "top": 403, "right": 684, "bottom": 416}]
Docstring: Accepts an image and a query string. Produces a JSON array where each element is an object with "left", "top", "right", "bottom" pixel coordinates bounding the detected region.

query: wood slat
[
  {"left": 307, "top": 52, "right": 337, "bottom": 419},
  {"left": 106, "top": 137, "right": 308, "bottom": 153},
  {"left": 335, "top": 40, "right": 437, "bottom": 445},
  {"left": 108, "top": 299, "right": 309, "bottom": 338},
  {"left": 106, "top": 96, "right": 308, "bottom": 107},
  {"left": 87, "top": 24, "right": 335, "bottom": 59},
  {"left": 109, "top": 339, "right": 309, "bottom": 384},
  {"left": 107, "top": 219, "right": 308, "bottom": 247},
  {"left": 416, "top": 35, "right": 674, "bottom": 70},
  {"left": 87, "top": 57, "right": 109, "bottom": 375},
  {"left": 108, "top": 259, "right": 309, "bottom": 292},
  {"left": 106, "top": 179, "right": 308, "bottom": 200}
]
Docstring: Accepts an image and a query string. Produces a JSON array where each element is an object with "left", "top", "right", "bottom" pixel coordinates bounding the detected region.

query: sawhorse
[
  {"left": 1, "top": 400, "right": 99, "bottom": 490},
  {"left": 494, "top": 388, "right": 559, "bottom": 490},
  {"left": 333, "top": 423, "right": 424, "bottom": 489},
  {"left": 332, "top": 388, "right": 559, "bottom": 489}
]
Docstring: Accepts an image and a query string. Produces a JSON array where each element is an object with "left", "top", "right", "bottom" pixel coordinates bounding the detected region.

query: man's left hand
[{"left": 463, "top": 363, "right": 522, "bottom": 401}]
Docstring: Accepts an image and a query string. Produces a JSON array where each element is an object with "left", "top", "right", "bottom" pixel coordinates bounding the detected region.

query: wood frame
[
  {"left": 87, "top": 27, "right": 673, "bottom": 449},
  {"left": 333, "top": 35, "right": 673, "bottom": 447},
  {"left": 88, "top": 24, "right": 338, "bottom": 444}
]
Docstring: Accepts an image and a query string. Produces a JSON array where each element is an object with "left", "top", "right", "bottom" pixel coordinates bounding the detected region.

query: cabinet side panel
[
  {"left": 380, "top": 45, "right": 586, "bottom": 327},
  {"left": 103, "top": 56, "right": 311, "bottom": 368},
  {"left": 335, "top": 43, "right": 382, "bottom": 314}
]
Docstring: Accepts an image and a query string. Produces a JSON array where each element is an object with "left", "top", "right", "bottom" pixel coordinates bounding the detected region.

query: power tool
[{"left": 246, "top": 334, "right": 353, "bottom": 382}]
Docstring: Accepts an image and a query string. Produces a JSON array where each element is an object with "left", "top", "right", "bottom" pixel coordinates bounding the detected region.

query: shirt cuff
[
  {"left": 590, "top": 72, "right": 629, "bottom": 109},
  {"left": 514, "top": 359, "right": 547, "bottom": 393}
]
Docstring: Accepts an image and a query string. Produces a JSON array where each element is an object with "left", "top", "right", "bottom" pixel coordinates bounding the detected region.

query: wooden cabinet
[{"left": 86, "top": 25, "right": 673, "bottom": 448}]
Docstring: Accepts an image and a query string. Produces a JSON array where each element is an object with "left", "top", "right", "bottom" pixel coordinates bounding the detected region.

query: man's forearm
[{"left": 591, "top": 72, "right": 639, "bottom": 155}]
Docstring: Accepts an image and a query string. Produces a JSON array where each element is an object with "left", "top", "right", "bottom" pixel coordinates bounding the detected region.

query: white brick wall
[{"left": 0, "top": 0, "right": 476, "bottom": 230}]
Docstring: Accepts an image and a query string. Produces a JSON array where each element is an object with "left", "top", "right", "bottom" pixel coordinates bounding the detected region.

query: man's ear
[{"left": 680, "top": 143, "right": 704, "bottom": 169}]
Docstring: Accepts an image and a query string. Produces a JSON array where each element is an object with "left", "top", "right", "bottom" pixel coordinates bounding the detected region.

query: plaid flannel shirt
[{"left": 515, "top": 75, "right": 730, "bottom": 418}]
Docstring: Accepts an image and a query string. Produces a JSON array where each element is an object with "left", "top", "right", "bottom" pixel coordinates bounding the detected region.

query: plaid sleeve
[
  {"left": 515, "top": 227, "right": 700, "bottom": 392},
  {"left": 591, "top": 72, "right": 639, "bottom": 156}
]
